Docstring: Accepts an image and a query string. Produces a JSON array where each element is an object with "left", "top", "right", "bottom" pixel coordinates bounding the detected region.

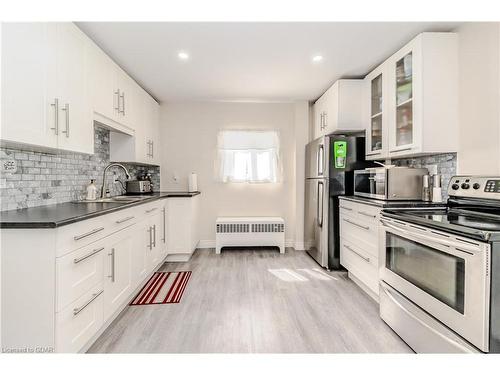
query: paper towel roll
[{"left": 188, "top": 172, "right": 198, "bottom": 192}]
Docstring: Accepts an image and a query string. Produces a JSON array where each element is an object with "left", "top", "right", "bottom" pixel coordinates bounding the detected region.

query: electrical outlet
[{"left": 1, "top": 159, "right": 17, "bottom": 173}]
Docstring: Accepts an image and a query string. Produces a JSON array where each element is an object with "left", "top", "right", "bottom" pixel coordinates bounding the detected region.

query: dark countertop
[
  {"left": 0, "top": 191, "right": 200, "bottom": 229},
  {"left": 339, "top": 195, "right": 447, "bottom": 209}
]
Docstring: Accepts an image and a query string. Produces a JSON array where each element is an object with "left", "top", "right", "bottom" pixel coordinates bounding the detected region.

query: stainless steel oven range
[{"left": 379, "top": 175, "right": 500, "bottom": 353}]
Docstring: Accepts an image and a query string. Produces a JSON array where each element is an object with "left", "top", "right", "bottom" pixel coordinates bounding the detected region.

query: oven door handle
[{"left": 380, "top": 219, "right": 482, "bottom": 255}]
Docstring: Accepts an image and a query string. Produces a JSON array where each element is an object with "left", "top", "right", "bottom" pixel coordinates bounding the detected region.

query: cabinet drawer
[
  {"left": 340, "top": 238, "right": 379, "bottom": 295},
  {"left": 340, "top": 214, "right": 378, "bottom": 258},
  {"left": 107, "top": 206, "right": 139, "bottom": 232},
  {"left": 55, "top": 283, "right": 104, "bottom": 353},
  {"left": 56, "top": 239, "right": 106, "bottom": 312},
  {"left": 339, "top": 199, "right": 381, "bottom": 223},
  {"left": 56, "top": 216, "right": 111, "bottom": 257}
]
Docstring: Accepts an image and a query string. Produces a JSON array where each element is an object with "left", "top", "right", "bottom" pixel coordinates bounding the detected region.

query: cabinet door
[
  {"left": 322, "top": 84, "right": 337, "bottom": 134},
  {"left": 1, "top": 23, "right": 58, "bottom": 149},
  {"left": 313, "top": 97, "right": 324, "bottom": 139},
  {"left": 389, "top": 43, "right": 417, "bottom": 154},
  {"left": 158, "top": 206, "right": 168, "bottom": 259},
  {"left": 56, "top": 23, "right": 93, "bottom": 154},
  {"left": 131, "top": 220, "right": 149, "bottom": 287},
  {"left": 116, "top": 69, "right": 135, "bottom": 129},
  {"left": 147, "top": 212, "right": 163, "bottom": 271},
  {"left": 365, "top": 64, "right": 387, "bottom": 158},
  {"left": 87, "top": 40, "right": 117, "bottom": 121},
  {"left": 103, "top": 229, "right": 133, "bottom": 321},
  {"left": 149, "top": 99, "right": 161, "bottom": 165}
]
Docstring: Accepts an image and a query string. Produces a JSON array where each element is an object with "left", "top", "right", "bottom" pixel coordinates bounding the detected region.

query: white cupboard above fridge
[
  {"left": 364, "top": 32, "right": 459, "bottom": 160},
  {"left": 313, "top": 79, "right": 364, "bottom": 139}
]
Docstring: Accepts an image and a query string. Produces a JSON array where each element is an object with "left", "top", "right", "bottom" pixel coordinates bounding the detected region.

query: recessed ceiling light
[
  {"left": 312, "top": 55, "right": 323, "bottom": 63},
  {"left": 178, "top": 51, "right": 189, "bottom": 60}
]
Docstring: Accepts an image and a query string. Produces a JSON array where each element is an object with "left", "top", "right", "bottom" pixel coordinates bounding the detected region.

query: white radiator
[{"left": 215, "top": 217, "right": 285, "bottom": 254}]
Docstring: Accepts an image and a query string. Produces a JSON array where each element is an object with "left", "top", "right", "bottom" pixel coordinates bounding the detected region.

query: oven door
[
  {"left": 354, "top": 169, "right": 386, "bottom": 199},
  {"left": 380, "top": 217, "right": 491, "bottom": 352}
]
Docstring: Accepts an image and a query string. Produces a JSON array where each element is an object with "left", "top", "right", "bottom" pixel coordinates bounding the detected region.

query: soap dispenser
[{"left": 86, "top": 179, "right": 98, "bottom": 200}]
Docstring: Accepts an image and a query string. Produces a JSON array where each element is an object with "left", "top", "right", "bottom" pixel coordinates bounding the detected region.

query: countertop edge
[{"left": 0, "top": 191, "right": 201, "bottom": 229}]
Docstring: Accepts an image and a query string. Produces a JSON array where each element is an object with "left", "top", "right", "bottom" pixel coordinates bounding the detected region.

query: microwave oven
[{"left": 353, "top": 167, "right": 428, "bottom": 200}]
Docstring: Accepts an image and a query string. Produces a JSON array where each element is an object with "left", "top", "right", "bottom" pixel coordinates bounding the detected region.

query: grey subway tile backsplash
[{"left": 0, "top": 125, "right": 160, "bottom": 211}]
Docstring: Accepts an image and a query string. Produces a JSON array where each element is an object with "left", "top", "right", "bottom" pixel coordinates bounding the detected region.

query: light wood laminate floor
[{"left": 88, "top": 248, "right": 412, "bottom": 353}]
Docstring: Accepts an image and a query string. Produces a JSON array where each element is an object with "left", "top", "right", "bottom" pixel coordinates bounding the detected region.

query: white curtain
[{"left": 215, "top": 130, "right": 281, "bottom": 183}]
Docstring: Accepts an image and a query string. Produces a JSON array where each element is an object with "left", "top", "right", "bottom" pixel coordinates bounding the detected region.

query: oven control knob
[
  {"left": 473, "top": 183, "right": 481, "bottom": 190},
  {"left": 461, "top": 183, "right": 470, "bottom": 189},
  {"left": 451, "top": 183, "right": 460, "bottom": 190}
]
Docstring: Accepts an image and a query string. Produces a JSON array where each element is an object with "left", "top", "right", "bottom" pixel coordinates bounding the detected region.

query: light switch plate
[{"left": 1, "top": 159, "right": 17, "bottom": 173}]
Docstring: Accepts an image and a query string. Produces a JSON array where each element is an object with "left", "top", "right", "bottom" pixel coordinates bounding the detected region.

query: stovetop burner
[{"left": 382, "top": 175, "right": 500, "bottom": 242}]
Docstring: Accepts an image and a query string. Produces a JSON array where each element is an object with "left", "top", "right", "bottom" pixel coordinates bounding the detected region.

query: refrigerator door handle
[
  {"left": 317, "top": 144, "right": 324, "bottom": 176},
  {"left": 317, "top": 181, "right": 324, "bottom": 227}
]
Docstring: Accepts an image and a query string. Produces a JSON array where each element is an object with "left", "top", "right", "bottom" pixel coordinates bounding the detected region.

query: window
[{"left": 216, "top": 130, "right": 281, "bottom": 183}]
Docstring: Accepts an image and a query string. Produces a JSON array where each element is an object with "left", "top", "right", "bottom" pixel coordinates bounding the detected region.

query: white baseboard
[
  {"left": 293, "top": 241, "right": 305, "bottom": 251},
  {"left": 197, "top": 239, "right": 299, "bottom": 249},
  {"left": 197, "top": 240, "right": 216, "bottom": 249},
  {"left": 164, "top": 253, "right": 193, "bottom": 262}
]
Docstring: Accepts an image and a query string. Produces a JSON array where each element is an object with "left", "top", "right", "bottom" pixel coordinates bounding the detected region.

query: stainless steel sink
[{"left": 73, "top": 195, "right": 153, "bottom": 204}]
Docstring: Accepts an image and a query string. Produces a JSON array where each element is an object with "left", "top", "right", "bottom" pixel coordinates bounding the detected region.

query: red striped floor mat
[{"left": 130, "top": 271, "right": 192, "bottom": 305}]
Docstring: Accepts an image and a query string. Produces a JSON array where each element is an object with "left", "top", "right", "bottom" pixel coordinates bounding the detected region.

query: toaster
[{"left": 126, "top": 180, "right": 152, "bottom": 194}]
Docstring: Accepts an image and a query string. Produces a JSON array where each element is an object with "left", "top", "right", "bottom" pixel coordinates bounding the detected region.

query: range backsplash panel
[
  {"left": 0, "top": 126, "right": 160, "bottom": 211},
  {"left": 393, "top": 153, "right": 457, "bottom": 201}
]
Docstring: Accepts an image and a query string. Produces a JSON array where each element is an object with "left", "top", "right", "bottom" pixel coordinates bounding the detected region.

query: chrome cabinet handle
[
  {"left": 73, "top": 290, "right": 103, "bottom": 316},
  {"left": 323, "top": 112, "right": 327, "bottom": 129},
  {"left": 74, "top": 227, "right": 105, "bottom": 241},
  {"left": 50, "top": 98, "right": 59, "bottom": 135},
  {"left": 119, "top": 92, "right": 125, "bottom": 114},
  {"left": 108, "top": 248, "right": 115, "bottom": 282},
  {"left": 114, "top": 89, "right": 120, "bottom": 112},
  {"left": 116, "top": 215, "right": 134, "bottom": 224},
  {"left": 148, "top": 226, "right": 153, "bottom": 249},
  {"left": 152, "top": 224, "right": 157, "bottom": 247},
  {"left": 343, "top": 218, "right": 370, "bottom": 231},
  {"left": 340, "top": 205, "right": 353, "bottom": 211},
  {"left": 344, "top": 244, "right": 370, "bottom": 262},
  {"left": 151, "top": 141, "right": 154, "bottom": 158},
  {"left": 358, "top": 211, "right": 376, "bottom": 219},
  {"left": 73, "top": 246, "right": 104, "bottom": 264},
  {"left": 146, "top": 207, "right": 158, "bottom": 213},
  {"left": 61, "top": 103, "right": 70, "bottom": 137},
  {"left": 162, "top": 208, "right": 166, "bottom": 243}
]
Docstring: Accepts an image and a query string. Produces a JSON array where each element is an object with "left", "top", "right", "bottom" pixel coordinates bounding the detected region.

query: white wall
[
  {"left": 159, "top": 101, "right": 309, "bottom": 248},
  {"left": 455, "top": 22, "right": 500, "bottom": 174}
]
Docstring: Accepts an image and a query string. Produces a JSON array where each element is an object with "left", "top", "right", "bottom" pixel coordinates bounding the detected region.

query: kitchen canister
[{"left": 188, "top": 172, "right": 198, "bottom": 192}]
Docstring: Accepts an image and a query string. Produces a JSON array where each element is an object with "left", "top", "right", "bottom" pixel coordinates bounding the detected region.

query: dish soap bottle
[{"left": 86, "top": 179, "right": 97, "bottom": 200}]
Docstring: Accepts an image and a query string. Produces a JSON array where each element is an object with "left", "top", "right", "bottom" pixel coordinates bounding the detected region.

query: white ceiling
[{"left": 77, "top": 22, "right": 461, "bottom": 103}]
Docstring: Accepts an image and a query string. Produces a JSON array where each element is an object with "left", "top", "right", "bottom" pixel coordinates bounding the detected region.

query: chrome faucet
[{"left": 101, "top": 163, "right": 131, "bottom": 198}]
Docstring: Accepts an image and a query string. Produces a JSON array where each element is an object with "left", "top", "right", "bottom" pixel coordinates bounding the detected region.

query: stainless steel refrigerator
[{"left": 304, "top": 134, "right": 371, "bottom": 270}]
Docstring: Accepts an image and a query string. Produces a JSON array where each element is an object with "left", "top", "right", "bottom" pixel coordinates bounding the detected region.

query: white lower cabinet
[
  {"left": 55, "top": 283, "right": 104, "bottom": 353},
  {"left": 0, "top": 198, "right": 175, "bottom": 353},
  {"left": 103, "top": 227, "right": 134, "bottom": 322},
  {"left": 339, "top": 198, "right": 381, "bottom": 300}
]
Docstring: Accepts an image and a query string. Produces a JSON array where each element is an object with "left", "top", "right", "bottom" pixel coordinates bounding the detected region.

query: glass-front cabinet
[
  {"left": 364, "top": 32, "right": 459, "bottom": 160},
  {"left": 365, "top": 64, "right": 388, "bottom": 159},
  {"left": 391, "top": 47, "right": 416, "bottom": 152}
]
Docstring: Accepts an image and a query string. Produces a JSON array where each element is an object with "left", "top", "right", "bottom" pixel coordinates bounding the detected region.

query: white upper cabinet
[
  {"left": 365, "top": 32, "right": 459, "bottom": 160},
  {"left": 313, "top": 79, "right": 364, "bottom": 139},
  {"left": 365, "top": 64, "right": 389, "bottom": 158},
  {"left": 109, "top": 88, "right": 161, "bottom": 166},
  {"left": 1, "top": 23, "right": 93, "bottom": 154},
  {"left": 1, "top": 23, "right": 58, "bottom": 150},
  {"left": 55, "top": 23, "right": 93, "bottom": 154}
]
